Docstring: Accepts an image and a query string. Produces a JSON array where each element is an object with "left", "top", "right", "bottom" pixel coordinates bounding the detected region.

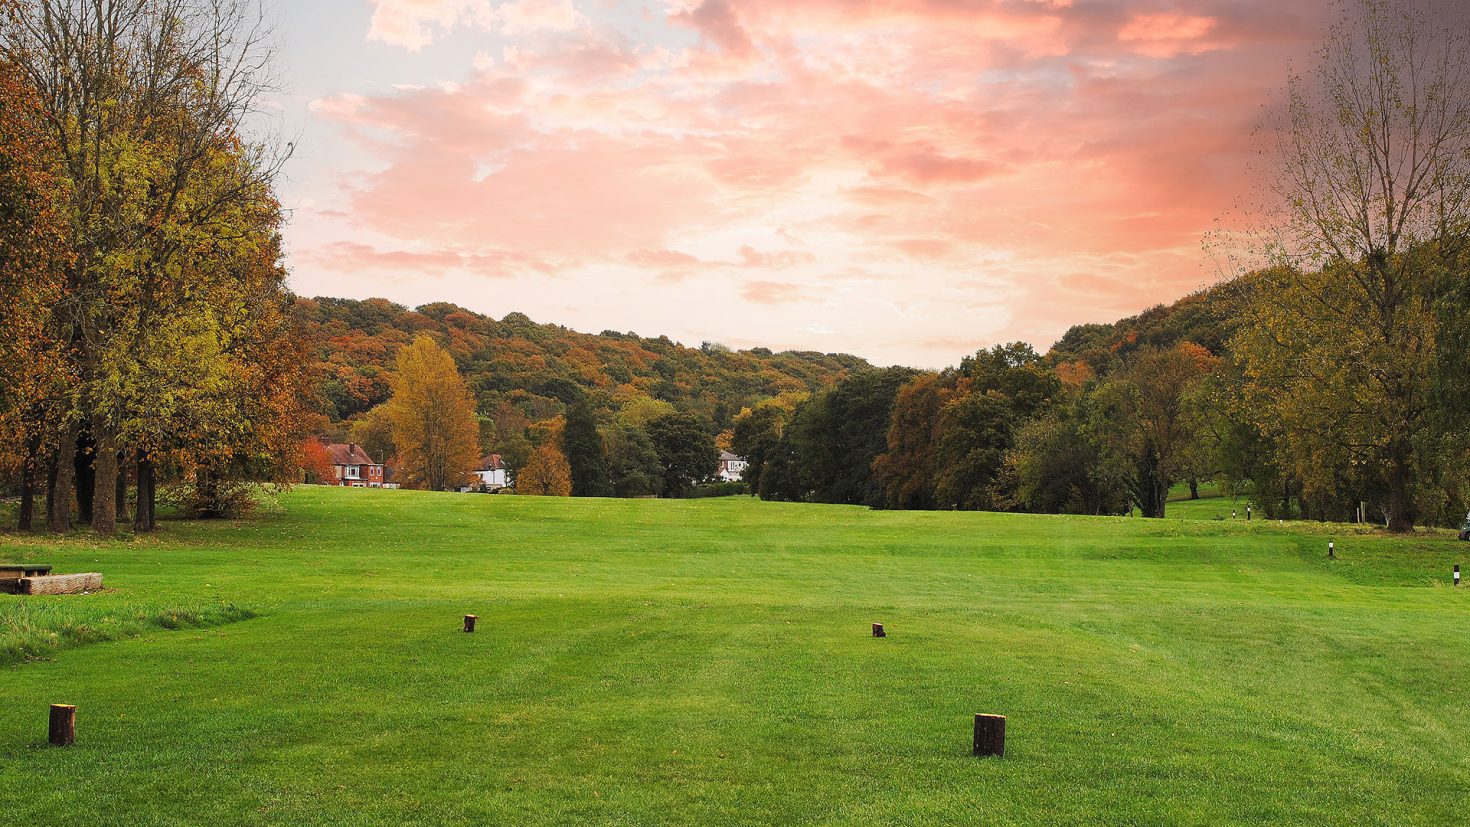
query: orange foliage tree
[{"left": 516, "top": 443, "right": 572, "bottom": 497}]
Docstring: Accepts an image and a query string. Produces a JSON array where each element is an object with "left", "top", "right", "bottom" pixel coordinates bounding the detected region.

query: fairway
[{"left": 2, "top": 488, "right": 1468, "bottom": 825}]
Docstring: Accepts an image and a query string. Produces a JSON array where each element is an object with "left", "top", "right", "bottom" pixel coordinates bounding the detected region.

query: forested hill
[
  {"left": 297, "top": 297, "right": 871, "bottom": 430},
  {"left": 1044, "top": 281, "right": 1240, "bottom": 374}
]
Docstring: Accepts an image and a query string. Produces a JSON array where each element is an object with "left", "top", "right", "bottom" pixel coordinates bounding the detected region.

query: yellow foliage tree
[
  {"left": 516, "top": 443, "right": 572, "bottom": 496},
  {"left": 385, "top": 336, "right": 481, "bottom": 491}
]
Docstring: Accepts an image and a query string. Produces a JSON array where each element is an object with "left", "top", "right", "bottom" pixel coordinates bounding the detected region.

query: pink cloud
[
  {"left": 742, "top": 280, "right": 808, "bottom": 305},
  {"left": 293, "top": 0, "right": 1363, "bottom": 365}
]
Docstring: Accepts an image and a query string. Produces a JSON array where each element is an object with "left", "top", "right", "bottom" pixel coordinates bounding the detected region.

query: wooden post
[
  {"left": 1328, "top": 542, "right": 1335, "bottom": 559},
  {"left": 973, "top": 713, "right": 1005, "bottom": 757},
  {"left": 1455, "top": 565, "right": 1460, "bottom": 587},
  {"left": 463, "top": 614, "right": 477, "bottom": 633},
  {"left": 49, "top": 704, "right": 75, "bottom": 746}
]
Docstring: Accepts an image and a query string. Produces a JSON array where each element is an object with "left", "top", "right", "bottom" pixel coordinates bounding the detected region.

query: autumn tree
[
  {"left": 1231, "top": 0, "right": 1470, "bottom": 530},
  {"left": 871, "top": 373, "right": 950, "bottom": 510},
  {"left": 385, "top": 336, "right": 481, "bottom": 491},
  {"left": 2, "top": 0, "right": 294, "bottom": 533},
  {"left": 0, "top": 55, "right": 69, "bottom": 530},
  {"left": 349, "top": 404, "right": 396, "bottom": 467},
  {"left": 516, "top": 442, "right": 572, "bottom": 496}
]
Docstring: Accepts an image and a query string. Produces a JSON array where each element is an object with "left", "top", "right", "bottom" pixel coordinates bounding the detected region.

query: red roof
[
  {"left": 478, "top": 453, "right": 504, "bottom": 472},
  {"left": 325, "top": 443, "right": 379, "bottom": 467}
]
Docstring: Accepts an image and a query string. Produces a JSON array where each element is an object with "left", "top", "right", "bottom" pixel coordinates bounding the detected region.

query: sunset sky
[{"left": 273, "top": 0, "right": 1335, "bottom": 366}]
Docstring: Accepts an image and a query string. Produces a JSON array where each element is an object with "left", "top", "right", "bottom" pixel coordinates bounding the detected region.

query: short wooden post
[
  {"left": 1328, "top": 542, "right": 1335, "bottom": 559},
  {"left": 1455, "top": 565, "right": 1460, "bottom": 587},
  {"left": 872, "top": 622, "right": 885, "bottom": 638},
  {"left": 463, "top": 614, "right": 477, "bottom": 633},
  {"left": 49, "top": 704, "right": 75, "bottom": 746},
  {"left": 973, "top": 713, "right": 1005, "bottom": 757}
]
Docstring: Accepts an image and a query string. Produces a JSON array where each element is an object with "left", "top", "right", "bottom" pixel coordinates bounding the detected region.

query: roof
[
  {"left": 478, "top": 453, "right": 505, "bottom": 472},
  {"left": 719, "top": 451, "right": 743, "bottom": 462},
  {"left": 325, "top": 443, "right": 378, "bottom": 467}
]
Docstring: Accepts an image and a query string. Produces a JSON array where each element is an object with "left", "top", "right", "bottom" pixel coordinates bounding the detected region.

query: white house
[
  {"left": 717, "top": 451, "right": 748, "bottom": 482},
  {"left": 473, "top": 454, "right": 509, "bottom": 491}
]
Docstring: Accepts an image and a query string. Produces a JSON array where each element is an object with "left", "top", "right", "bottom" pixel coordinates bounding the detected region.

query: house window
[{"left": 345, "top": 466, "right": 360, "bottom": 479}]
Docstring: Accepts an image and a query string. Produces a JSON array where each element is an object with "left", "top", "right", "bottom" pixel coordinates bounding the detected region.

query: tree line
[
  {"left": 0, "top": 0, "right": 312, "bottom": 533},
  {"left": 731, "top": 1, "right": 1470, "bottom": 532},
  {"left": 340, "top": 334, "right": 724, "bottom": 499}
]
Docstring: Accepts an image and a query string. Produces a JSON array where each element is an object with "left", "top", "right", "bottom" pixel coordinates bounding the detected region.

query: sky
[{"left": 271, "top": 0, "right": 1336, "bottom": 367}]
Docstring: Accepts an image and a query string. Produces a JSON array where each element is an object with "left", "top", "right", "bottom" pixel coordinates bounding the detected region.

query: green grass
[{"left": 1, "top": 488, "right": 1467, "bottom": 825}]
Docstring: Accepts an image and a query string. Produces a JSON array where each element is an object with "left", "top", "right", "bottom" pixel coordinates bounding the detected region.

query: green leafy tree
[
  {"left": 564, "top": 396, "right": 611, "bottom": 497},
  {"left": 602, "top": 423, "right": 664, "bottom": 498},
  {"left": 646, "top": 412, "right": 718, "bottom": 497}
]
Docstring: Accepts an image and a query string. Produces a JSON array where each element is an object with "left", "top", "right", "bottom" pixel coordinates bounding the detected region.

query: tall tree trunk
[
  {"left": 1188, "top": 478, "right": 1200, "bottom": 500},
  {"left": 48, "top": 423, "right": 77, "bottom": 532},
  {"left": 18, "top": 433, "right": 40, "bottom": 531},
  {"left": 74, "top": 429, "right": 95, "bottom": 525},
  {"left": 1385, "top": 446, "right": 1416, "bottom": 533},
  {"left": 134, "top": 454, "right": 156, "bottom": 532},
  {"left": 196, "top": 466, "right": 221, "bottom": 518},
  {"left": 92, "top": 420, "right": 119, "bottom": 535},
  {"left": 115, "top": 452, "right": 128, "bottom": 525}
]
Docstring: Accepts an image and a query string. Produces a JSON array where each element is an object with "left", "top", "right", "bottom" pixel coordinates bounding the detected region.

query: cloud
[
  {"left": 297, "top": 0, "right": 1355, "bottom": 364},
  {"left": 365, "top": 0, "right": 584, "bottom": 50}
]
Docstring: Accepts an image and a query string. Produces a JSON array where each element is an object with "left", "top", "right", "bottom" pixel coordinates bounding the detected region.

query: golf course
[{"left": 1, "top": 487, "right": 1467, "bottom": 825}]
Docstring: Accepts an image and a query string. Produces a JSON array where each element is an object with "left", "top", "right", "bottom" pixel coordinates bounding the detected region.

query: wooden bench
[{"left": 0, "top": 564, "right": 52, "bottom": 595}]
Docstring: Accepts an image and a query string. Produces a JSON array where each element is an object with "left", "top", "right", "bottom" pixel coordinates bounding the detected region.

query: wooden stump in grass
[
  {"left": 973, "top": 713, "right": 1005, "bottom": 757},
  {"left": 49, "top": 704, "right": 75, "bottom": 746},
  {"left": 872, "top": 622, "right": 885, "bottom": 638},
  {"left": 464, "top": 614, "right": 478, "bottom": 633}
]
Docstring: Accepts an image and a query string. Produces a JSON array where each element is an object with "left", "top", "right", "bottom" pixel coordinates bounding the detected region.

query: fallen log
[{"left": 20, "top": 573, "right": 103, "bottom": 595}]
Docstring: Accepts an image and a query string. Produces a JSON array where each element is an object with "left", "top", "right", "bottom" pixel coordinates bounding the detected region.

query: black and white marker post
[
  {"left": 1456, "top": 565, "right": 1461, "bottom": 587},
  {"left": 1328, "top": 541, "right": 1335, "bottom": 560}
]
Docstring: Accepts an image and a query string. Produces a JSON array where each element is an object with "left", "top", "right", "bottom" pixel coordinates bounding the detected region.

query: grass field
[{"left": 2, "top": 487, "right": 1468, "bottom": 825}]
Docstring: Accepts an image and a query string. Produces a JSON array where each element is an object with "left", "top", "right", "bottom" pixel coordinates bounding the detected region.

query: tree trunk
[
  {"left": 1188, "top": 478, "right": 1200, "bottom": 500},
  {"left": 74, "top": 430, "right": 95, "bottom": 525},
  {"left": 1385, "top": 446, "right": 1416, "bottom": 533},
  {"left": 115, "top": 452, "right": 128, "bottom": 525},
  {"left": 48, "top": 423, "right": 77, "bottom": 533},
  {"left": 134, "top": 455, "right": 156, "bottom": 532},
  {"left": 196, "top": 467, "right": 222, "bottom": 519},
  {"left": 91, "top": 421, "right": 118, "bottom": 535},
  {"left": 18, "top": 433, "right": 40, "bottom": 531}
]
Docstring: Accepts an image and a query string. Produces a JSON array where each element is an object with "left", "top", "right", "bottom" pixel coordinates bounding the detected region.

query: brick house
[{"left": 325, "top": 443, "right": 385, "bottom": 488}]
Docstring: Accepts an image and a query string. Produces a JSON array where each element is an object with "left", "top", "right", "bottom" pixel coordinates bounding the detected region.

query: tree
[
  {"left": 300, "top": 439, "right": 334, "bottom": 484},
  {"left": 516, "top": 442, "right": 571, "bottom": 496},
  {"left": 785, "top": 367, "right": 917, "bottom": 507},
  {"left": 349, "top": 404, "right": 396, "bottom": 468},
  {"left": 1232, "top": 0, "right": 1470, "bottom": 530},
  {"left": 385, "top": 336, "right": 481, "bottom": 491},
  {"left": 872, "top": 373, "right": 951, "bottom": 510},
  {"left": 602, "top": 423, "right": 664, "bottom": 498},
  {"left": 1088, "top": 344, "right": 1216, "bottom": 518},
  {"left": 564, "top": 396, "right": 611, "bottom": 497},
  {"left": 2, "top": 0, "right": 293, "bottom": 533},
  {"left": 646, "top": 412, "right": 718, "bottom": 497},
  {"left": 0, "top": 55, "right": 69, "bottom": 531}
]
